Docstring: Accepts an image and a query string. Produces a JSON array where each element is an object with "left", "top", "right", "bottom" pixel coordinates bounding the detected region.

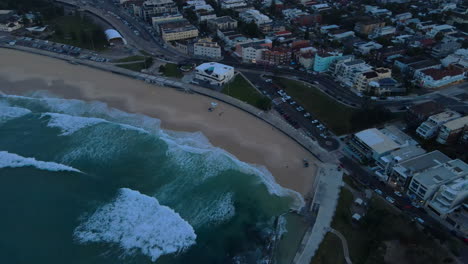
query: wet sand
[{"left": 0, "top": 48, "right": 318, "bottom": 196}]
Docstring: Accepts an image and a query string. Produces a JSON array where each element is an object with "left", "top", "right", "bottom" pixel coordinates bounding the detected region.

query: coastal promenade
[{"left": 0, "top": 44, "right": 335, "bottom": 165}]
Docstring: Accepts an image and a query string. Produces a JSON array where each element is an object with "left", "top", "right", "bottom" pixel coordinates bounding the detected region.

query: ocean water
[{"left": 0, "top": 92, "right": 304, "bottom": 264}]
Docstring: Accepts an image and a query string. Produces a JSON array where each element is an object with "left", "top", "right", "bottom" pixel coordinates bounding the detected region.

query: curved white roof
[{"left": 104, "top": 29, "right": 123, "bottom": 41}]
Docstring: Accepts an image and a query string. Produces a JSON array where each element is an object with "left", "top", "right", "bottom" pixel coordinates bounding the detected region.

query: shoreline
[{"left": 0, "top": 48, "right": 321, "bottom": 197}]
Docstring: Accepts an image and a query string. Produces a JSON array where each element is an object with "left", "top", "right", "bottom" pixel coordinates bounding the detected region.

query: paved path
[
  {"left": 328, "top": 228, "right": 352, "bottom": 264},
  {"left": 292, "top": 164, "right": 343, "bottom": 264}
]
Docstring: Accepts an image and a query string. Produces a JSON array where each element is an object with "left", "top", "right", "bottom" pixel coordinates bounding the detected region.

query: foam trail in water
[
  {"left": 0, "top": 101, "right": 31, "bottom": 124},
  {"left": 74, "top": 188, "right": 196, "bottom": 262},
  {"left": 41, "top": 112, "right": 106, "bottom": 136},
  {"left": 0, "top": 151, "right": 82, "bottom": 173}
]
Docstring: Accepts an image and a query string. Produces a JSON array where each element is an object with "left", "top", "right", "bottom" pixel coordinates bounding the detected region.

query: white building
[
  {"left": 427, "top": 24, "right": 457, "bottom": 38},
  {"left": 355, "top": 41, "right": 383, "bottom": 54},
  {"left": 282, "top": 8, "right": 308, "bottom": 20},
  {"left": 416, "top": 111, "right": 462, "bottom": 139},
  {"left": 408, "top": 159, "right": 468, "bottom": 202},
  {"left": 220, "top": 0, "right": 247, "bottom": 9},
  {"left": 441, "top": 49, "right": 468, "bottom": 67},
  {"left": 193, "top": 39, "right": 222, "bottom": 59},
  {"left": 328, "top": 30, "right": 355, "bottom": 40},
  {"left": 369, "top": 26, "right": 396, "bottom": 39},
  {"left": 427, "top": 176, "right": 468, "bottom": 217},
  {"left": 239, "top": 10, "right": 272, "bottom": 26},
  {"left": 333, "top": 59, "right": 372, "bottom": 87},
  {"left": 194, "top": 62, "right": 235, "bottom": 86},
  {"left": 320, "top": 25, "right": 340, "bottom": 34},
  {"left": 436, "top": 115, "right": 468, "bottom": 144}
]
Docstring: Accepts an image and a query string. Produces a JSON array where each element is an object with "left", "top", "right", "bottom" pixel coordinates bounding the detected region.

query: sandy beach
[{"left": 0, "top": 48, "right": 317, "bottom": 196}]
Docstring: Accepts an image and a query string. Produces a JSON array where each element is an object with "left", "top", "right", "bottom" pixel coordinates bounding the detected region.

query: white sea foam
[
  {"left": 41, "top": 112, "right": 106, "bottom": 136},
  {"left": 74, "top": 188, "right": 196, "bottom": 262},
  {"left": 0, "top": 101, "right": 31, "bottom": 124},
  {"left": 188, "top": 192, "right": 236, "bottom": 227},
  {"left": 0, "top": 151, "right": 81, "bottom": 173}
]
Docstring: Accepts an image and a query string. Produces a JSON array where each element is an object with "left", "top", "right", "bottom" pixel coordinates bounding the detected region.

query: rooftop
[
  {"left": 429, "top": 111, "right": 462, "bottom": 123},
  {"left": 355, "top": 128, "right": 400, "bottom": 154},
  {"left": 408, "top": 101, "right": 444, "bottom": 116},
  {"left": 196, "top": 62, "right": 233, "bottom": 76},
  {"left": 442, "top": 115, "right": 468, "bottom": 130},
  {"left": 397, "top": 150, "right": 451, "bottom": 174},
  {"left": 415, "top": 159, "right": 468, "bottom": 187},
  {"left": 209, "top": 16, "right": 236, "bottom": 24},
  {"left": 421, "top": 68, "right": 464, "bottom": 81}
]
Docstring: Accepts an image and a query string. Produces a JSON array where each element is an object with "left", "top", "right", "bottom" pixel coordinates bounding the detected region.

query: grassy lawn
[
  {"left": 49, "top": 15, "right": 107, "bottom": 50},
  {"left": 115, "top": 55, "right": 146, "bottom": 63},
  {"left": 161, "top": 63, "right": 183, "bottom": 78},
  {"left": 311, "top": 188, "right": 454, "bottom": 264},
  {"left": 116, "top": 62, "right": 147, "bottom": 72},
  {"left": 273, "top": 77, "right": 357, "bottom": 135},
  {"left": 222, "top": 74, "right": 270, "bottom": 110}
]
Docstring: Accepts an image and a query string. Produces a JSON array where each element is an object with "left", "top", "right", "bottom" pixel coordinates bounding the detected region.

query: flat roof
[
  {"left": 355, "top": 128, "right": 400, "bottom": 154},
  {"left": 442, "top": 115, "right": 468, "bottom": 130},
  {"left": 430, "top": 111, "right": 461, "bottom": 123},
  {"left": 398, "top": 150, "right": 451, "bottom": 173},
  {"left": 414, "top": 159, "right": 468, "bottom": 187}
]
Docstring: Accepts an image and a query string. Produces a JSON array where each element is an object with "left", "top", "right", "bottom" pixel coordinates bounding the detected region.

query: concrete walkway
[
  {"left": 328, "top": 228, "right": 352, "bottom": 264},
  {"left": 292, "top": 163, "right": 343, "bottom": 264}
]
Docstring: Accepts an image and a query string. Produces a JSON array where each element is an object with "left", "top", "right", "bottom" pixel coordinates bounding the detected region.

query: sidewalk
[{"left": 292, "top": 163, "right": 343, "bottom": 264}]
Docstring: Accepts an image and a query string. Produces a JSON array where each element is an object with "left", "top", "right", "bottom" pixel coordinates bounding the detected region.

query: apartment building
[
  {"left": 427, "top": 177, "right": 468, "bottom": 218},
  {"left": 368, "top": 77, "right": 405, "bottom": 96},
  {"left": 408, "top": 159, "right": 468, "bottom": 203},
  {"left": 405, "top": 101, "right": 444, "bottom": 129},
  {"left": 158, "top": 19, "right": 199, "bottom": 41},
  {"left": 151, "top": 13, "right": 183, "bottom": 29},
  {"left": 418, "top": 68, "right": 465, "bottom": 89},
  {"left": 432, "top": 41, "right": 462, "bottom": 58},
  {"left": 333, "top": 59, "right": 372, "bottom": 87},
  {"left": 193, "top": 39, "right": 222, "bottom": 59},
  {"left": 260, "top": 48, "right": 292, "bottom": 66},
  {"left": 140, "top": 0, "right": 178, "bottom": 21},
  {"left": 239, "top": 10, "right": 272, "bottom": 26},
  {"left": 313, "top": 51, "right": 343, "bottom": 72},
  {"left": 207, "top": 16, "right": 237, "bottom": 32},
  {"left": 235, "top": 40, "right": 272, "bottom": 63},
  {"left": 355, "top": 41, "right": 383, "bottom": 55},
  {"left": 220, "top": 0, "right": 247, "bottom": 10},
  {"left": 194, "top": 62, "right": 234, "bottom": 86},
  {"left": 390, "top": 150, "right": 451, "bottom": 189},
  {"left": 346, "top": 128, "right": 401, "bottom": 164},
  {"left": 354, "top": 67, "right": 391, "bottom": 92},
  {"left": 369, "top": 26, "right": 396, "bottom": 39},
  {"left": 416, "top": 111, "right": 462, "bottom": 139},
  {"left": 354, "top": 19, "right": 385, "bottom": 35},
  {"left": 436, "top": 116, "right": 468, "bottom": 144}
]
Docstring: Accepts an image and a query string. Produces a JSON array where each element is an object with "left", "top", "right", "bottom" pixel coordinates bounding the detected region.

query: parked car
[
  {"left": 415, "top": 217, "right": 425, "bottom": 225},
  {"left": 320, "top": 133, "right": 327, "bottom": 139},
  {"left": 394, "top": 191, "right": 403, "bottom": 197},
  {"left": 296, "top": 106, "right": 305, "bottom": 112},
  {"left": 289, "top": 101, "right": 296, "bottom": 105},
  {"left": 374, "top": 189, "right": 383, "bottom": 195},
  {"left": 311, "top": 120, "right": 319, "bottom": 124},
  {"left": 386, "top": 196, "right": 395, "bottom": 204},
  {"left": 304, "top": 113, "right": 311, "bottom": 118}
]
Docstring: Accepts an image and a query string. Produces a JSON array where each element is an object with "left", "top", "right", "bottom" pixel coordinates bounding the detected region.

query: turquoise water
[{"left": 0, "top": 93, "right": 303, "bottom": 264}]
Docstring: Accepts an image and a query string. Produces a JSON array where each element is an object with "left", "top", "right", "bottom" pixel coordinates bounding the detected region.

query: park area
[
  {"left": 311, "top": 178, "right": 461, "bottom": 264},
  {"left": 49, "top": 15, "right": 107, "bottom": 50},
  {"left": 222, "top": 74, "right": 271, "bottom": 110}
]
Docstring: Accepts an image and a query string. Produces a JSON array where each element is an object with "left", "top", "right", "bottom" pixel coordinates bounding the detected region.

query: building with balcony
[
  {"left": 207, "top": 16, "right": 238, "bottom": 31},
  {"left": 408, "top": 159, "right": 468, "bottom": 203},
  {"left": 369, "top": 26, "right": 396, "bottom": 39},
  {"left": 345, "top": 128, "right": 401, "bottom": 164},
  {"left": 157, "top": 19, "right": 199, "bottom": 42},
  {"left": 193, "top": 39, "right": 222, "bottom": 59},
  {"left": 390, "top": 150, "right": 451, "bottom": 189},
  {"left": 436, "top": 115, "right": 468, "bottom": 145},
  {"left": 235, "top": 39, "right": 272, "bottom": 63},
  {"left": 239, "top": 10, "right": 272, "bottom": 26},
  {"left": 260, "top": 47, "right": 292, "bottom": 66},
  {"left": 368, "top": 77, "right": 405, "bottom": 96},
  {"left": 313, "top": 51, "right": 343, "bottom": 73},
  {"left": 140, "top": 0, "right": 178, "bottom": 21},
  {"left": 427, "top": 177, "right": 468, "bottom": 218},
  {"left": 333, "top": 59, "right": 372, "bottom": 87},
  {"left": 416, "top": 111, "right": 462, "bottom": 139},
  {"left": 194, "top": 62, "right": 234, "bottom": 86},
  {"left": 354, "top": 67, "right": 391, "bottom": 92},
  {"left": 405, "top": 101, "right": 445, "bottom": 129},
  {"left": 220, "top": 0, "right": 247, "bottom": 10}
]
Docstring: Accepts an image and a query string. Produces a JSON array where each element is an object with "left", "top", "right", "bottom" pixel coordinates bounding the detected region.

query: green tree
[
  {"left": 304, "top": 28, "right": 310, "bottom": 40},
  {"left": 269, "top": 0, "right": 276, "bottom": 16}
]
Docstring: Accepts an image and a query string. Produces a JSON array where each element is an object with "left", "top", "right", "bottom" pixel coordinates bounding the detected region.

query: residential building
[
  {"left": 297, "top": 47, "right": 317, "bottom": 70},
  {"left": 193, "top": 39, "right": 222, "bottom": 59},
  {"left": 328, "top": 30, "right": 355, "bottom": 41},
  {"left": 311, "top": 4, "right": 331, "bottom": 12},
  {"left": 427, "top": 175, "right": 468, "bottom": 219},
  {"left": 393, "top": 12, "right": 412, "bottom": 23},
  {"left": 436, "top": 116, "right": 468, "bottom": 144},
  {"left": 354, "top": 19, "right": 385, "bottom": 35},
  {"left": 411, "top": 60, "right": 442, "bottom": 80},
  {"left": 369, "top": 26, "right": 396, "bottom": 39},
  {"left": 194, "top": 62, "right": 234, "bottom": 86},
  {"left": 406, "top": 101, "right": 445, "bottom": 129},
  {"left": 207, "top": 16, "right": 237, "bottom": 32},
  {"left": 346, "top": 128, "right": 401, "bottom": 164},
  {"left": 365, "top": 5, "right": 392, "bottom": 17},
  {"left": 0, "top": 10, "right": 22, "bottom": 32},
  {"left": 260, "top": 47, "right": 292, "bottom": 66},
  {"left": 158, "top": 19, "right": 199, "bottom": 41},
  {"left": 354, "top": 67, "right": 391, "bottom": 92},
  {"left": 320, "top": 25, "right": 339, "bottom": 34},
  {"left": 239, "top": 10, "right": 272, "bottom": 26},
  {"left": 333, "top": 59, "right": 372, "bottom": 87},
  {"left": 427, "top": 24, "right": 457, "bottom": 38},
  {"left": 418, "top": 68, "right": 465, "bottom": 89},
  {"left": 313, "top": 51, "right": 343, "bottom": 72},
  {"left": 220, "top": 0, "right": 247, "bottom": 10},
  {"left": 416, "top": 110, "right": 462, "bottom": 139},
  {"left": 151, "top": 13, "right": 183, "bottom": 28},
  {"left": 217, "top": 30, "right": 252, "bottom": 48},
  {"left": 408, "top": 159, "right": 468, "bottom": 203},
  {"left": 373, "top": 46, "right": 406, "bottom": 62},
  {"left": 235, "top": 40, "right": 271, "bottom": 63},
  {"left": 377, "top": 145, "right": 426, "bottom": 180},
  {"left": 355, "top": 41, "right": 383, "bottom": 55},
  {"left": 432, "top": 41, "right": 462, "bottom": 58},
  {"left": 441, "top": 49, "right": 468, "bottom": 67},
  {"left": 369, "top": 78, "right": 404, "bottom": 95},
  {"left": 443, "top": 204, "right": 468, "bottom": 238},
  {"left": 140, "top": 0, "right": 178, "bottom": 21},
  {"left": 390, "top": 150, "right": 451, "bottom": 189},
  {"left": 282, "top": 8, "right": 308, "bottom": 20}
]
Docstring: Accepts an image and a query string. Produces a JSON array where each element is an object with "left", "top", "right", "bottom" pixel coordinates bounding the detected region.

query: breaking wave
[{"left": 0, "top": 151, "right": 81, "bottom": 173}]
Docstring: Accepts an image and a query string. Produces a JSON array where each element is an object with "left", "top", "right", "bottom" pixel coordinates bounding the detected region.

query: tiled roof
[{"left": 421, "top": 68, "right": 464, "bottom": 80}]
